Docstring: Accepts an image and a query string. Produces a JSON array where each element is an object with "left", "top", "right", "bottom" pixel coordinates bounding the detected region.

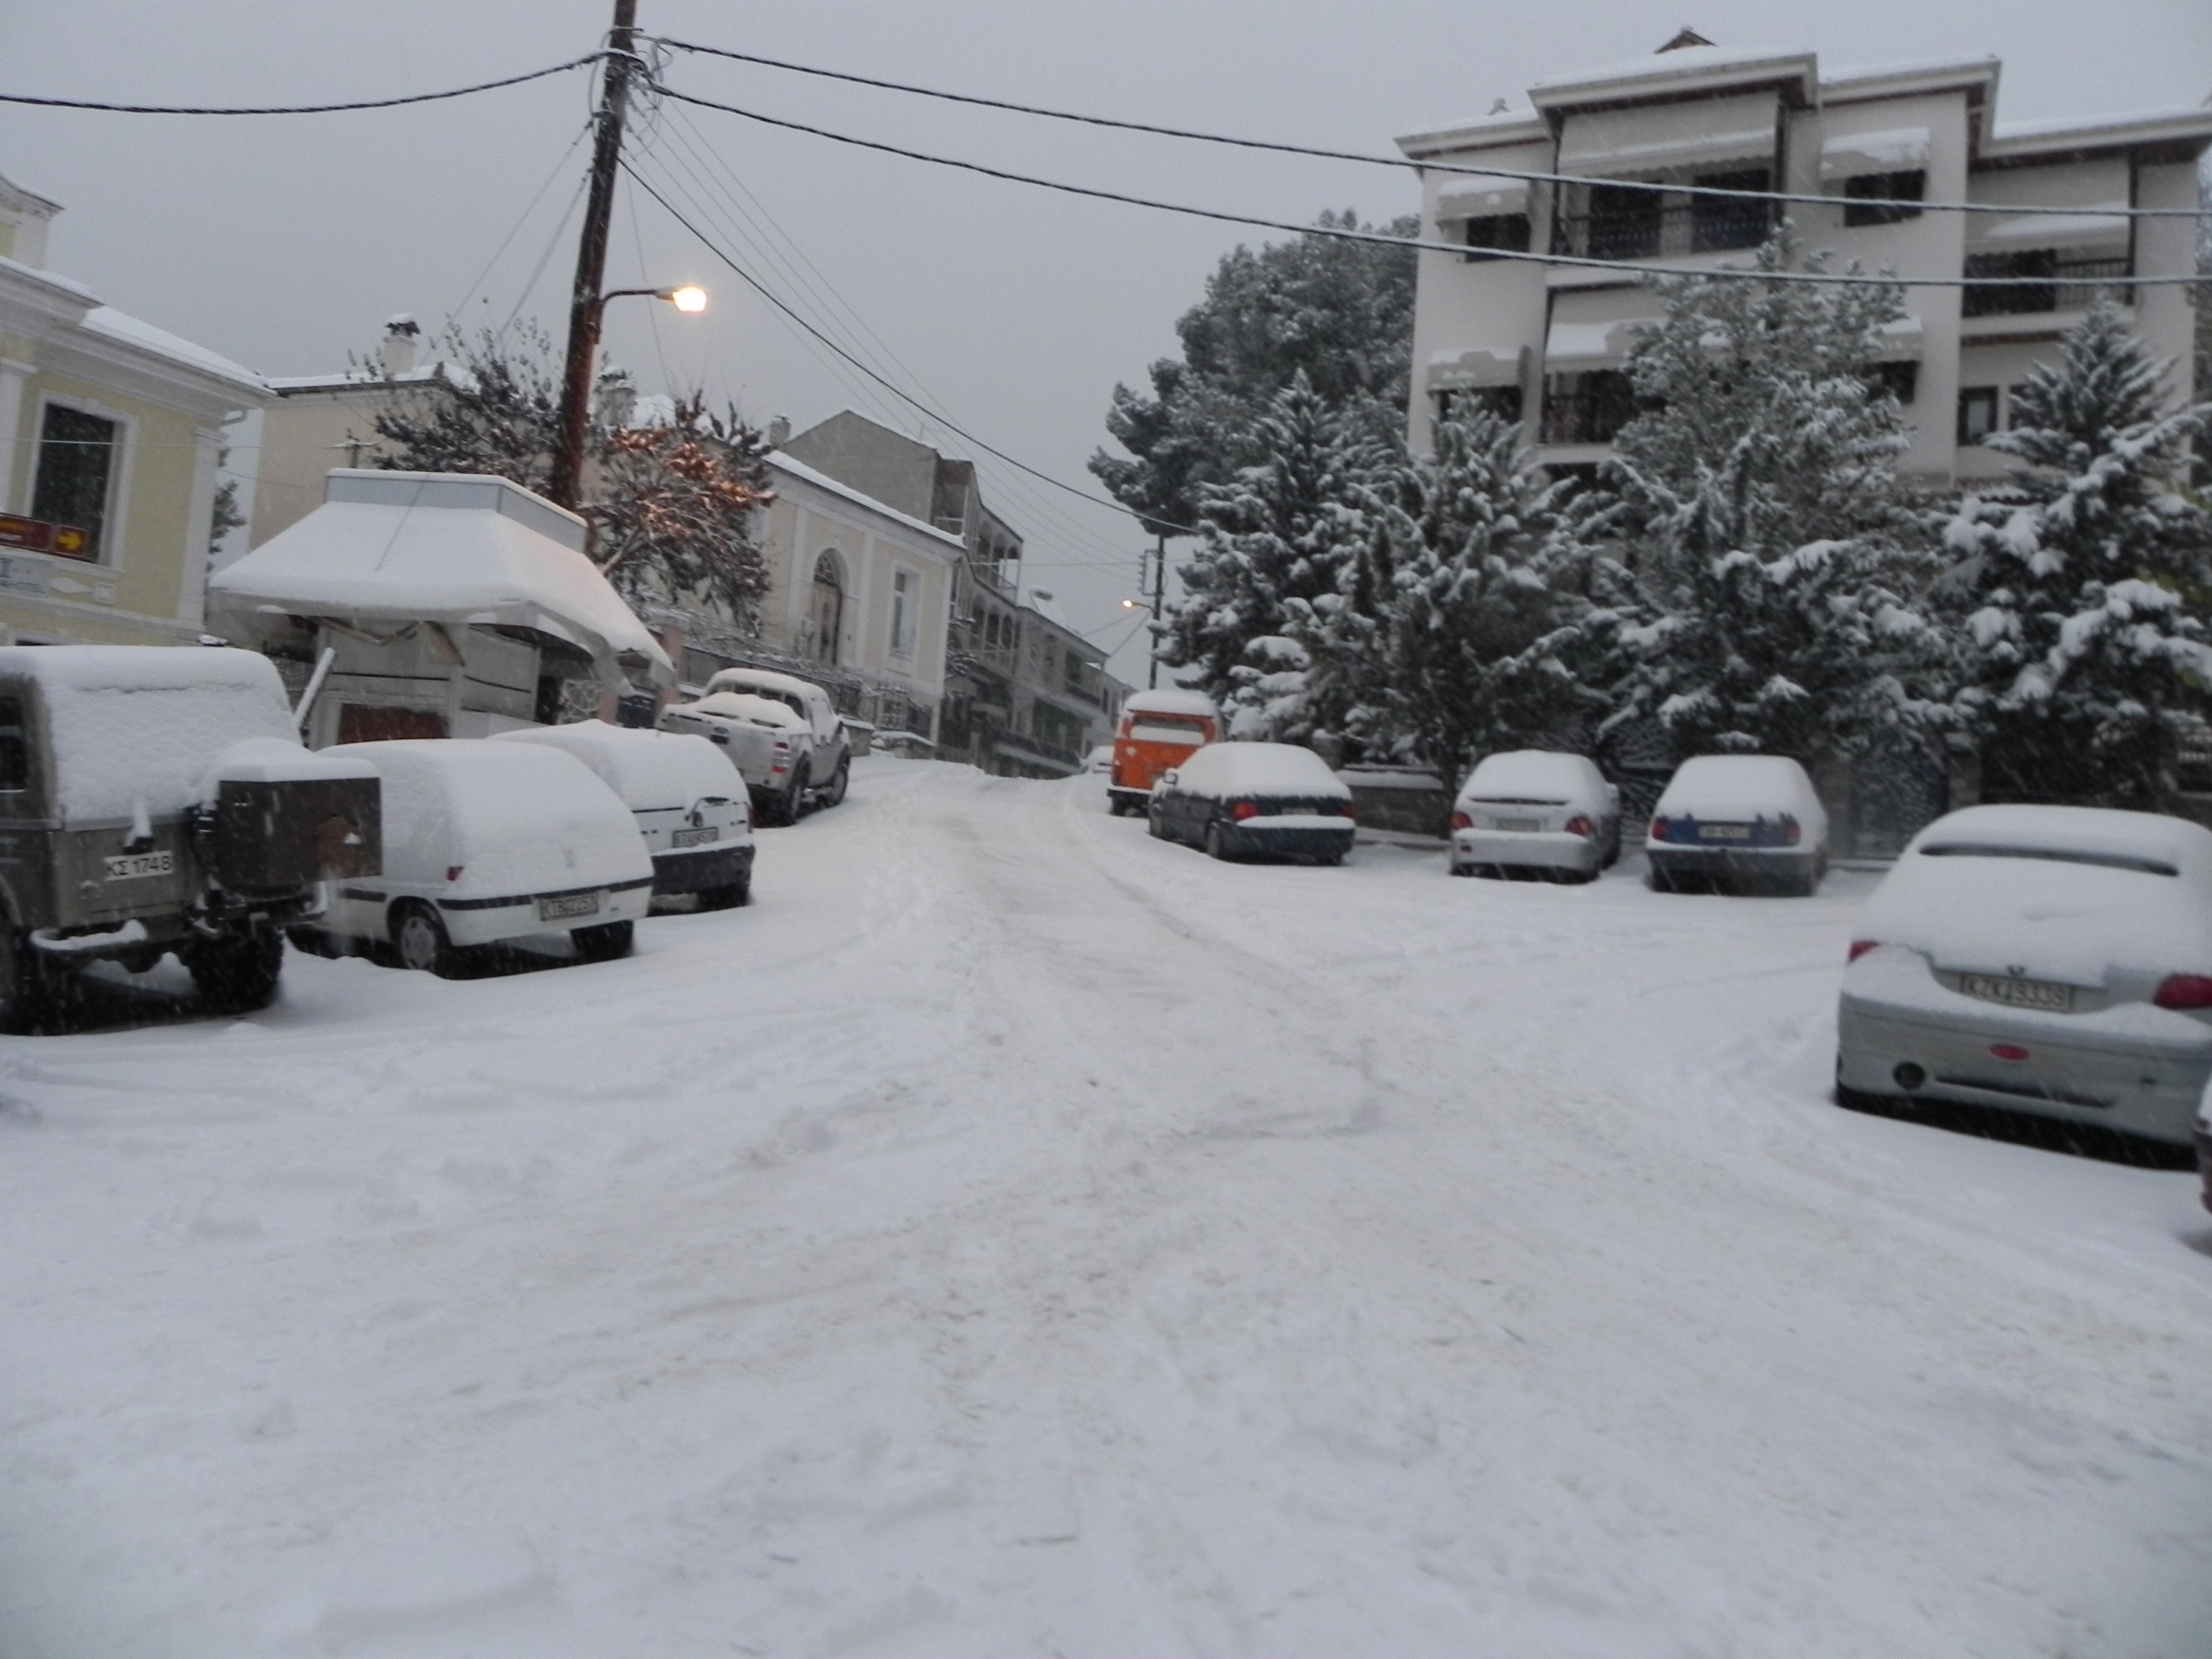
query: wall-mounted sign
[{"left": 0, "top": 515, "right": 92, "bottom": 560}]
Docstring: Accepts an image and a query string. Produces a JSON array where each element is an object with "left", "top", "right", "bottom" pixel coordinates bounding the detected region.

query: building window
[
  {"left": 807, "top": 551, "right": 845, "bottom": 666},
  {"left": 890, "top": 568, "right": 917, "bottom": 658},
  {"left": 1843, "top": 170, "right": 1925, "bottom": 227},
  {"left": 1962, "top": 249, "right": 2059, "bottom": 318},
  {"left": 1957, "top": 386, "right": 1999, "bottom": 446},
  {"left": 30, "top": 403, "right": 119, "bottom": 560},
  {"left": 1541, "top": 370, "right": 1639, "bottom": 446},
  {"left": 1464, "top": 213, "right": 1532, "bottom": 262},
  {"left": 1860, "top": 361, "right": 1920, "bottom": 404},
  {"left": 1584, "top": 183, "right": 1663, "bottom": 260},
  {"left": 1689, "top": 169, "right": 1773, "bottom": 252},
  {"left": 0, "top": 696, "right": 27, "bottom": 793},
  {"left": 1438, "top": 385, "right": 1525, "bottom": 426}
]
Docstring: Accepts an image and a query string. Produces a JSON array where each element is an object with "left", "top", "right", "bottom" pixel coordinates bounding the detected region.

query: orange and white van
[{"left": 1107, "top": 689, "right": 1222, "bottom": 816}]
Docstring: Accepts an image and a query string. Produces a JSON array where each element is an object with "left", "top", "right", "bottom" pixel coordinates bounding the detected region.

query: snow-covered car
[
  {"left": 1085, "top": 743, "right": 1114, "bottom": 775},
  {"left": 0, "top": 645, "right": 381, "bottom": 1028},
  {"left": 658, "top": 692, "right": 811, "bottom": 826},
  {"left": 1450, "top": 750, "right": 1620, "bottom": 881},
  {"left": 295, "top": 739, "right": 653, "bottom": 975},
  {"left": 494, "top": 723, "right": 754, "bottom": 909},
  {"left": 1148, "top": 742, "right": 1355, "bottom": 864},
  {"left": 1646, "top": 755, "right": 1828, "bottom": 896},
  {"left": 1838, "top": 805, "right": 2212, "bottom": 1148},
  {"left": 697, "top": 667, "right": 851, "bottom": 813}
]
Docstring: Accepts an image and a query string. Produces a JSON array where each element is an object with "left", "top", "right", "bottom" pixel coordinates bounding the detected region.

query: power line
[
  {"left": 0, "top": 56, "right": 603, "bottom": 116},
  {"left": 622, "top": 158, "right": 1210, "bottom": 540},
  {"left": 652, "top": 38, "right": 2204, "bottom": 222},
  {"left": 649, "top": 82, "right": 2208, "bottom": 292}
]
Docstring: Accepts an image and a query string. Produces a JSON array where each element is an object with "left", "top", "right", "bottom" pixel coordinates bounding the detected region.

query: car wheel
[
  {"left": 782, "top": 763, "right": 811, "bottom": 824},
  {"left": 824, "top": 758, "right": 850, "bottom": 808},
  {"left": 1319, "top": 850, "right": 1346, "bottom": 867},
  {"left": 184, "top": 927, "right": 284, "bottom": 1014},
  {"left": 1449, "top": 860, "right": 1472, "bottom": 877},
  {"left": 1204, "top": 821, "right": 1232, "bottom": 862},
  {"left": 1147, "top": 806, "right": 1164, "bottom": 839},
  {"left": 1108, "top": 796, "right": 1127, "bottom": 818},
  {"left": 1647, "top": 866, "right": 1673, "bottom": 893},
  {"left": 0, "top": 923, "right": 56, "bottom": 1035},
  {"left": 572, "top": 919, "right": 634, "bottom": 962},
  {"left": 392, "top": 902, "right": 458, "bottom": 977}
]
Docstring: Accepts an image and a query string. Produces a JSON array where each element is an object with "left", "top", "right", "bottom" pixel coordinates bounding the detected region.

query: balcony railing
[
  {"left": 1551, "top": 188, "right": 1777, "bottom": 264},
  {"left": 1962, "top": 253, "right": 2132, "bottom": 318},
  {"left": 1540, "top": 371, "right": 1640, "bottom": 447}
]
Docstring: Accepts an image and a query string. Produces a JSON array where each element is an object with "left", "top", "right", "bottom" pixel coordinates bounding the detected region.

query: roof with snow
[
  {"left": 765, "top": 449, "right": 967, "bottom": 552},
  {"left": 209, "top": 469, "right": 672, "bottom": 687}
]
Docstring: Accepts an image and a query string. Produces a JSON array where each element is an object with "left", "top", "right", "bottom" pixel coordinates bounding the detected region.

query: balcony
[
  {"left": 1962, "top": 252, "right": 2131, "bottom": 319},
  {"left": 1540, "top": 371, "right": 1639, "bottom": 447},
  {"left": 1551, "top": 176, "right": 1777, "bottom": 265}
]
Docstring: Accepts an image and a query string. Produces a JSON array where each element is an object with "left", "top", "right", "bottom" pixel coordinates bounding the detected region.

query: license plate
[
  {"left": 1958, "top": 973, "right": 2073, "bottom": 1013},
  {"left": 671, "top": 825, "right": 719, "bottom": 848},
  {"left": 1698, "top": 823, "right": 1751, "bottom": 841},
  {"left": 1493, "top": 817, "right": 1541, "bottom": 833},
  {"left": 104, "top": 850, "right": 173, "bottom": 880},
  {"left": 537, "top": 892, "right": 601, "bottom": 922}
]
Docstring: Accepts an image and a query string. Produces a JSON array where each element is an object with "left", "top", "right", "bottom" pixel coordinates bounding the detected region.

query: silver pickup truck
[{"left": 660, "top": 668, "right": 854, "bottom": 826}]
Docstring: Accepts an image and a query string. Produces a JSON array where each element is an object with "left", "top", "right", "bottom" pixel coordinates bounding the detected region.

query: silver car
[
  {"left": 1836, "top": 804, "right": 2212, "bottom": 1147},
  {"left": 1449, "top": 750, "right": 1620, "bottom": 881}
]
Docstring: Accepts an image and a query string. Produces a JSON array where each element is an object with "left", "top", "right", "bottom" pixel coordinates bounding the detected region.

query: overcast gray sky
[{"left": 3, "top": 1, "right": 2207, "bottom": 682}]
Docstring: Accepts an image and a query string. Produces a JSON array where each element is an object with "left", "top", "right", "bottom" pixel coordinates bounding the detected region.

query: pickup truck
[
  {"left": 698, "top": 668, "right": 851, "bottom": 814},
  {"left": 657, "top": 692, "right": 815, "bottom": 825},
  {"left": 0, "top": 645, "right": 381, "bottom": 1030}
]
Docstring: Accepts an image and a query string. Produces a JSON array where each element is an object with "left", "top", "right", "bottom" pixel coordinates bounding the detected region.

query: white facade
[{"left": 1398, "top": 45, "right": 2212, "bottom": 483}]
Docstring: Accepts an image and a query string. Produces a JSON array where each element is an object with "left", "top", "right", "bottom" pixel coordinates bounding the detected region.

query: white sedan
[
  {"left": 1837, "top": 804, "right": 2212, "bottom": 1148},
  {"left": 1449, "top": 750, "right": 1620, "bottom": 881}
]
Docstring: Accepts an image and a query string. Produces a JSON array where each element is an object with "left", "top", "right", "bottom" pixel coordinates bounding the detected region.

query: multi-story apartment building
[
  {"left": 1397, "top": 39, "right": 2210, "bottom": 484},
  {"left": 0, "top": 169, "right": 267, "bottom": 646}
]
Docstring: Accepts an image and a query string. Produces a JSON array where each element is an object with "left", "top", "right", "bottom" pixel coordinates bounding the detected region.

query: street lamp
[{"left": 549, "top": 284, "right": 709, "bottom": 509}]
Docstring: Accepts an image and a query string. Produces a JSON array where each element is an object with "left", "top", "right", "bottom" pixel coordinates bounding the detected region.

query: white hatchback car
[
  {"left": 1450, "top": 750, "right": 1620, "bottom": 881},
  {"left": 495, "top": 722, "right": 754, "bottom": 908},
  {"left": 1838, "top": 805, "right": 2212, "bottom": 1148},
  {"left": 297, "top": 739, "right": 654, "bottom": 975},
  {"left": 1646, "top": 755, "right": 1829, "bottom": 896}
]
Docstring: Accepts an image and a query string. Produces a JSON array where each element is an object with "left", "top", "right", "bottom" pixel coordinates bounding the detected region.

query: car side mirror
[{"left": 1160, "top": 771, "right": 1177, "bottom": 787}]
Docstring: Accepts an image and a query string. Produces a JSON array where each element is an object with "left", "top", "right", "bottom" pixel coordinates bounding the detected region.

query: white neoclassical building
[{"left": 1397, "top": 39, "right": 2211, "bottom": 484}]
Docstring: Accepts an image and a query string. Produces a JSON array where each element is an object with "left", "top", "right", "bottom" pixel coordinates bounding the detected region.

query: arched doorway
[{"left": 806, "top": 551, "right": 845, "bottom": 666}]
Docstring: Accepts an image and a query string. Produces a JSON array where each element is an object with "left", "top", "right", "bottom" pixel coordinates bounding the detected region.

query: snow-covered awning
[
  {"left": 1873, "top": 315, "right": 1925, "bottom": 361},
  {"left": 1967, "top": 203, "right": 2131, "bottom": 250},
  {"left": 1557, "top": 91, "right": 1779, "bottom": 178},
  {"left": 1426, "top": 346, "right": 1523, "bottom": 390},
  {"left": 1543, "top": 319, "right": 1647, "bottom": 368},
  {"left": 1434, "top": 175, "right": 1529, "bottom": 221},
  {"left": 1817, "top": 126, "right": 1931, "bottom": 180},
  {"left": 209, "top": 470, "right": 673, "bottom": 689}
]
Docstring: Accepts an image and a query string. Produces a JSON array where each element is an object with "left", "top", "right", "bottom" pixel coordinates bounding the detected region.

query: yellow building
[{"left": 0, "top": 169, "right": 267, "bottom": 646}]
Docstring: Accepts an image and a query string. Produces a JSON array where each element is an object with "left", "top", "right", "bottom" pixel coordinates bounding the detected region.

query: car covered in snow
[
  {"left": 1646, "top": 755, "right": 1828, "bottom": 896},
  {"left": 1109, "top": 688, "right": 1222, "bottom": 816},
  {"left": 1085, "top": 743, "right": 1114, "bottom": 775},
  {"left": 1450, "top": 750, "right": 1620, "bottom": 881},
  {"left": 0, "top": 645, "right": 380, "bottom": 1028},
  {"left": 1838, "top": 805, "right": 2212, "bottom": 1149},
  {"left": 295, "top": 739, "right": 652, "bottom": 975},
  {"left": 494, "top": 722, "right": 754, "bottom": 909},
  {"left": 658, "top": 692, "right": 813, "bottom": 826},
  {"left": 698, "top": 666, "right": 851, "bottom": 814},
  {"left": 1148, "top": 742, "right": 1355, "bottom": 864}
]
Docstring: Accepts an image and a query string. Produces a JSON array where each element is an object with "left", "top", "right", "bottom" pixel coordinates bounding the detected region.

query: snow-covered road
[{"left": 4, "top": 758, "right": 2210, "bottom": 1658}]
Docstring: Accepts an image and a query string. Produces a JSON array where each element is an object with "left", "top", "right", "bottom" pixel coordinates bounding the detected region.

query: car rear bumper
[
  {"left": 1221, "top": 821, "right": 1356, "bottom": 857},
  {"left": 651, "top": 843, "right": 754, "bottom": 896},
  {"left": 1453, "top": 829, "right": 1597, "bottom": 873},
  {"left": 1649, "top": 846, "right": 1816, "bottom": 887},
  {"left": 437, "top": 877, "right": 655, "bottom": 947},
  {"left": 1837, "top": 993, "right": 2212, "bottom": 1146}
]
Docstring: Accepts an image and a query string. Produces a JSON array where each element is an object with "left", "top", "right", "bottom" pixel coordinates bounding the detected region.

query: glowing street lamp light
[{"left": 664, "top": 284, "right": 708, "bottom": 313}]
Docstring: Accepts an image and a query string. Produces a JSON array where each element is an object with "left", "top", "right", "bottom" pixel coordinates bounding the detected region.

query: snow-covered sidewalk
[{"left": 2, "top": 759, "right": 2208, "bottom": 1657}]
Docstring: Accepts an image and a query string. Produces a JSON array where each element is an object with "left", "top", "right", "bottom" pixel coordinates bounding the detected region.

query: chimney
[
  {"left": 380, "top": 314, "right": 421, "bottom": 377},
  {"left": 768, "top": 414, "right": 791, "bottom": 449},
  {"left": 595, "top": 366, "right": 637, "bottom": 431}
]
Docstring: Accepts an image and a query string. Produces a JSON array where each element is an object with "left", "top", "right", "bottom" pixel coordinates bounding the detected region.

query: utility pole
[
  {"left": 549, "top": 0, "right": 640, "bottom": 511},
  {"left": 1147, "top": 531, "right": 1165, "bottom": 689}
]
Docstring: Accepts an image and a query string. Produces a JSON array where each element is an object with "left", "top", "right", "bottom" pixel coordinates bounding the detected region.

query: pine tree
[
  {"left": 1587, "top": 228, "right": 1951, "bottom": 768},
  {"left": 1363, "top": 410, "right": 1577, "bottom": 777},
  {"left": 1161, "top": 374, "right": 1381, "bottom": 711},
  {"left": 1945, "top": 301, "right": 2212, "bottom": 806}
]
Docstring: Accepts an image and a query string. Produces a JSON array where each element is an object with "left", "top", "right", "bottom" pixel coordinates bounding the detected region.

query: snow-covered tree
[
  {"left": 1944, "top": 301, "right": 2212, "bottom": 806},
  {"left": 1160, "top": 374, "right": 1382, "bottom": 709},
  {"left": 1362, "top": 410, "right": 1580, "bottom": 775},
  {"left": 1585, "top": 227, "right": 1951, "bottom": 767}
]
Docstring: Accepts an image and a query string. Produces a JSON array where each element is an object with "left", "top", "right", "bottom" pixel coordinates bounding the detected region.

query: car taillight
[
  {"left": 1449, "top": 811, "right": 1472, "bottom": 833},
  {"left": 1848, "top": 940, "right": 1880, "bottom": 962},
  {"left": 1231, "top": 800, "right": 1259, "bottom": 821},
  {"left": 1781, "top": 814, "right": 1801, "bottom": 847},
  {"left": 1565, "top": 815, "right": 1593, "bottom": 839},
  {"left": 446, "top": 866, "right": 463, "bottom": 882},
  {"left": 2155, "top": 974, "right": 2212, "bottom": 1010},
  {"left": 1650, "top": 817, "right": 1670, "bottom": 842},
  {"left": 1991, "top": 1044, "right": 2030, "bottom": 1062},
  {"left": 1338, "top": 803, "right": 1356, "bottom": 820}
]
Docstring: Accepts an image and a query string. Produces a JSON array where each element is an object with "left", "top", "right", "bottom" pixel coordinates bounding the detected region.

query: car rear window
[
  {"left": 1128, "top": 718, "right": 1207, "bottom": 744},
  {"left": 1918, "top": 842, "right": 2178, "bottom": 877}
]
